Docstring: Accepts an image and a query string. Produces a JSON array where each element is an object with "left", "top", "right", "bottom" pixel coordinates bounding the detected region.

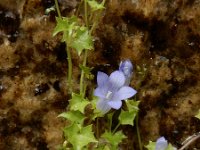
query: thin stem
[
  {"left": 89, "top": 11, "right": 101, "bottom": 35},
  {"left": 79, "top": 0, "right": 89, "bottom": 96},
  {"left": 54, "top": 0, "right": 73, "bottom": 92},
  {"left": 136, "top": 114, "right": 143, "bottom": 150},
  {"left": 54, "top": 0, "right": 61, "bottom": 18},
  {"left": 96, "top": 118, "right": 100, "bottom": 139},
  {"left": 109, "top": 114, "right": 113, "bottom": 132},
  {"left": 84, "top": 0, "right": 88, "bottom": 28},
  {"left": 66, "top": 45, "right": 72, "bottom": 93},
  {"left": 75, "top": 0, "right": 84, "bottom": 16},
  {"left": 80, "top": 49, "right": 88, "bottom": 96},
  {"left": 112, "top": 122, "right": 120, "bottom": 134}
]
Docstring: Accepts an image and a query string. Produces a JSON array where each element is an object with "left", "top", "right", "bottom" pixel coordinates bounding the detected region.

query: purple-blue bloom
[
  {"left": 119, "top": 59, "right": 133, "bottom": 85},
  {"left": 94, "top": 70, "right": 137, "bottom": 114},
  {"left": 155, "top": 137, "right": 168, "bottom": 150}
]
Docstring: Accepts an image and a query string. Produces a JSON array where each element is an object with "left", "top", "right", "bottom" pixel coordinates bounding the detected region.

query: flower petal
[
  {"left": 108, "top": 100, "right": 122, "bottom": 109},
  {"left": 108, "top": 71, "right": 125, "bottom": 91},
  {"left": 96, "top": 98, "right": 111, "bottom": 114},
  {"left": 97, "top": 71, "right": 109, "bottom": 87},
  {"left": 155, "top": 137, "right": 168, "bottom": 150},
  {"left": 112, "top": 86, "right": 137, "bottom": 101},
  {"left": 94, "top": 87, "right": 106, "bottom": 99}
]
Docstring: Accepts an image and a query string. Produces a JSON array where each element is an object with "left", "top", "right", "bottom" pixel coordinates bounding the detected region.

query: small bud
[{"left": 119, "top": 59, "right": 133, "bottom": 85}]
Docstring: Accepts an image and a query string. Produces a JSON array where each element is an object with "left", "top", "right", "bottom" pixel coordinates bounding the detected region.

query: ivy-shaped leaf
[
  {"left": 63, "top": 123, "right": 80, "bottom": 139},
  {"left": 119, "top": 110, "right": 137, "bottom": 126},
  {"left": 58, "top": 111, "right": 85, "bottom": 125},
  {"left": 79, "top": 65, "right": 93, "bottom": 74},
  {"left": 86, "top": 0, "right": 105, "bottom": 11},
  {"left": 167, "top": 143, "right": 176, "bottom": 150},
  {"left": 79, "top": 65, "right": 94, "bottom": 80},
  {"left": 69, "top": 93, "right": 90, "bottom": 114},
  {"left": 101, "top": 131, "right": 126, "bottom": 149},
  {"left": 195, "top": 109, "right": 200, "bottom": 119},
  {"left": 53, "top": 16, "right": 78, "bottom": 42},
  {"left": 64, "top": 123, "right": 97, "bottom": 150},
  {"left": 145, "top": 141, "right": 156, "bottom": 150},
  {"left": 71, "top": 27, "right": 93, "bottom": 55},
  {"left": 90, "top": 97, "right": 104, "bottom": 119},
  {"left": 119, "top": 100, "right": 140, "bottom": 126},
  {"left": 126, "top": 100, "right": 140, "bottom": 111}
]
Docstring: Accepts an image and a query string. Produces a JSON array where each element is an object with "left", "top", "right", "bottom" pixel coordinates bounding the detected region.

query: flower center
[{"left": 105, "top": 91, "right": 113, "bottom": 100}]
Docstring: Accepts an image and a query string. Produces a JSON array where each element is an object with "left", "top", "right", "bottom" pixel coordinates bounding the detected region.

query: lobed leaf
[
  {"left": 69, "top": 93, "right": 90, "bottom": 114},
  {"left": 119, "top": 110, "right": 137, "bottom": 126},
  {"left": 64, "top": 124, "right": 97, "bottom": 150},
  {"left": 58, "top": 111, "right": 85, "bottom": 125},
  {"left": 101, "top": 131, "right": 126, "bottom": 149},
  {"left": 145, "top": 141, "right": 156, "bottom": 150},
  {"left": 118, "top": 100, "right": 140, "bottom": 126},
  {"left": 71, "top": 27, "right": 93, "bottom": 55},
  {"left": 86, "top": 0, "right": 105, "bottom": 11},
  {"left": 53, "top": 16, "right": 78, "bottom": 42}
]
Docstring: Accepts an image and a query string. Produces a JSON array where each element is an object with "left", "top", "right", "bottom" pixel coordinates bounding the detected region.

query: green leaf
[
  {"left": 63, "top": 123, "right": 80, "bottom": 139},
  {"left": 195, "top": 109, "right": 200, "bottom": 119},
  {"left": 53, "top": 16, "right": 78, "bottom": 42},
  {"left": 79, "top": 65, "right": 93, "bottom": 74},
  {"left": 126, "top": 100, "right": 140, "bottom": 112},
  {"left": 58, "top": 111, "right": 85, "bottom": 125},
  {"left": 90, "top": 97, "right": 105, "bottom": 119},
  {"left": 118, "top": 100, "right": 140, "bottom": 126},
  {"left": 69, "top": 93, "right": 90, "bottom": 114},
  {"left": 101, "top": 131, "right": 126, "bottom": 149},
  {"left": 145, "top": 141, "right": 156, "bottom": 150},
  {"left": 64, "top": 124, "right": 97, "bottom": 150},
  {"left": 119, "top": 110, "right": 137, "bottom": 126},
  {"left": 71, "top": 27, "right": 93, "bottom": 55},
  {"left": 90, "top": 96, "right": 99, "bottom": 109},
  {"left": 79, "top": 65, "right": 94, "bottom": 80},
  {"left": 87, "top": 0, "right": 105, "bottom": 11},
  {"left": 167, "top": 143, "right": 176, "bottom": 150}
]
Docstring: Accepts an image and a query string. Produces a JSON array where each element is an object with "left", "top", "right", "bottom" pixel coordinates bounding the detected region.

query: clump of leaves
[{"left": 53, "top": 16, "right": 93, "bottom": 56}]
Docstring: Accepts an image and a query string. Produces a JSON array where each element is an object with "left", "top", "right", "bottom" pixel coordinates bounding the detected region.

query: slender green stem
[
  {"left": 136, "top": 114, "right": 143, "bottom": 150},
  {"left": 75, "top": 0, "right": 84, "bottom": 16},
  {"left": 54, "top": 0, "right": 61, "bottom": 18},
  {"left": 96, "top": 118, "right": 100, "bottom": 139},
  {"left": 112, "top": 122, "right": 120, "bottom": 134},
  {"left": 66, "top": 45, "right": 72, "bottom": 93},
  {"left": 89, "top": 11, "right": 101, "bottom": 35},
  {"left": 109, "top": 115, "right": 113, "bottom": 132},
  {"left": 79, "top": 0, "right": 89, "bottom": 96},
  {"left": 80, "top": 49, "right": 88, "bottom": 96},
  {"left": 54, "top": 0, "right": 73, "bottom": 92},
  {"left": 84, "top": 0, "right": 88, "bottom": 28}
]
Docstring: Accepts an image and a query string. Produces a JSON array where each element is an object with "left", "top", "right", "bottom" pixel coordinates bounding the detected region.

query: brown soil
[{"left": 0, "top": 0, "right": 200, "bottom": 149}]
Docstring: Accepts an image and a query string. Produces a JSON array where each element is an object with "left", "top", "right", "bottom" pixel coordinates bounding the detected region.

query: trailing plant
[{"left": 51, "top": 0, "right": 183, "bottom": 150}]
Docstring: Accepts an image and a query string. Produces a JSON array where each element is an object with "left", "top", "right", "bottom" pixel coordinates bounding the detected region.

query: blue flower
[
  {"left": 119, "top": 59, "right": 133, "bottom": 85},
  {"left": 94, "top": 71, "right": 137, "bottom": 114},
  {"left": 155, "top": 137, "right": 168, "bottom": 150}
]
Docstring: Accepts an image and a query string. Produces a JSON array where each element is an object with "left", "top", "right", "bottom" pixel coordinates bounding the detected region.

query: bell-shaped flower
[
  {"left": 155, "top": 137, "right": 168, "bottom": 150},
  {"left": 119, "top": 59, "right": 133, "bottom": 85},
  {"left": 94, "top": 71, "right": 137, "bottom": 114}
]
